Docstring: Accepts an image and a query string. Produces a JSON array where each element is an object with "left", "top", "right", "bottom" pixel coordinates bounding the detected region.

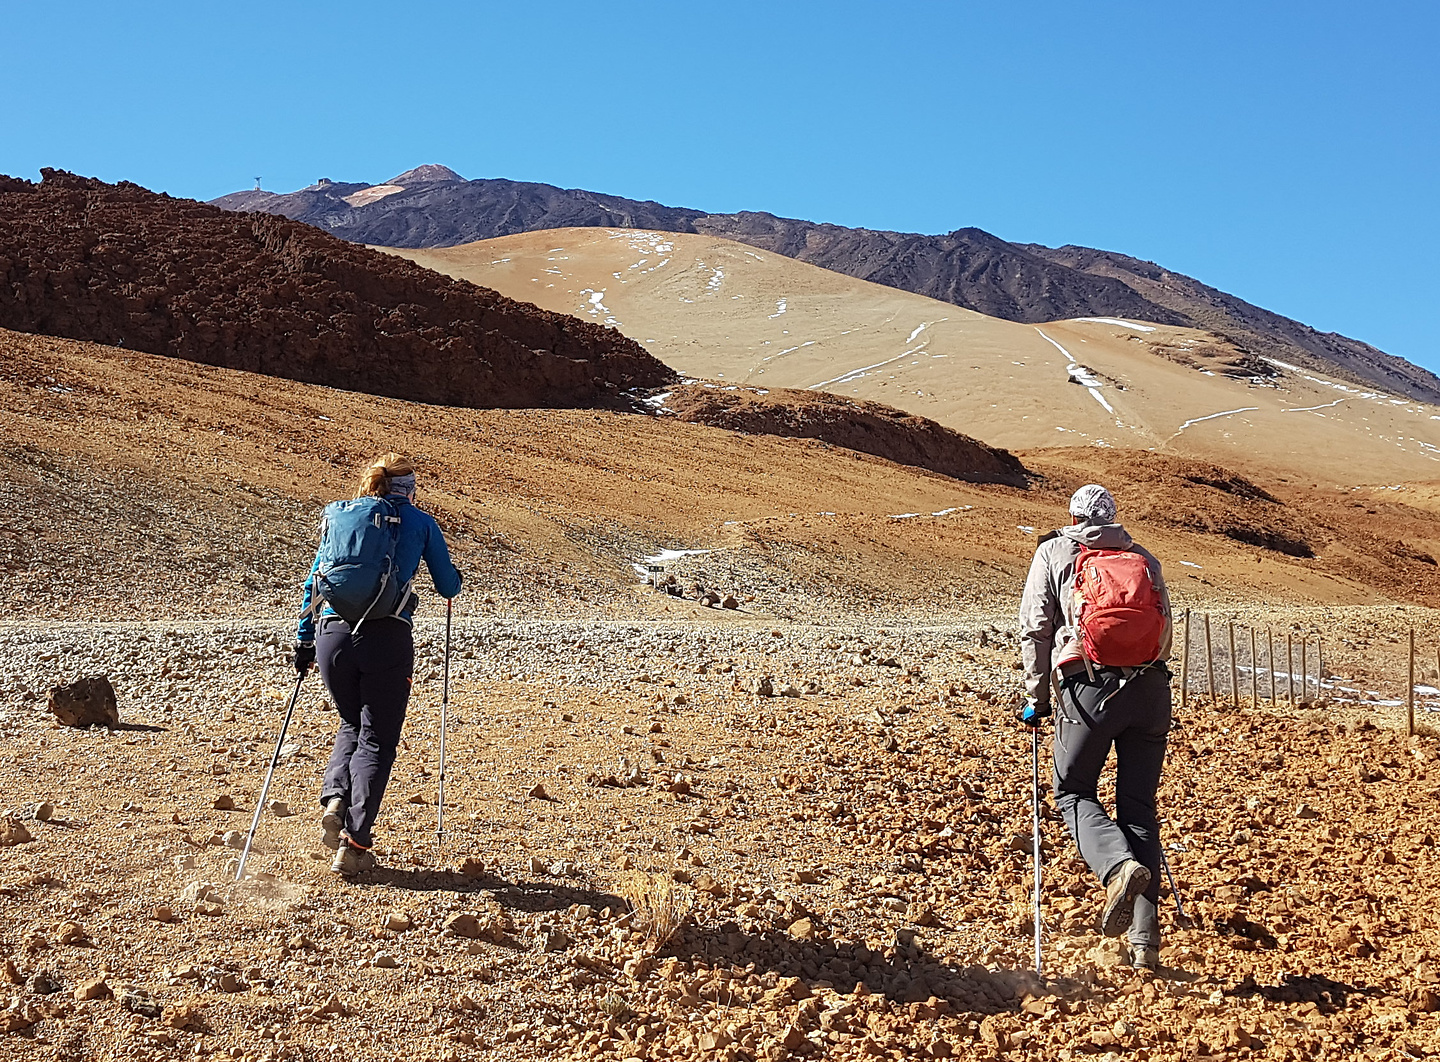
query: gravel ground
[{"left": 3, "top": 613, "right": 1440, "bottom": 1061}]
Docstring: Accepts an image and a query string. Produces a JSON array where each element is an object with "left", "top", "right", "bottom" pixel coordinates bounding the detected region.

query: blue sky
[{"left": 3, "top": 1, "right": 1436, "bottom": 369}]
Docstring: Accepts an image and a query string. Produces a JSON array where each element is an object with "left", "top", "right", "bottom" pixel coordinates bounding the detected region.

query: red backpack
[{"left": 1071, "top": 547, "right": 1166, "bottom": 666}]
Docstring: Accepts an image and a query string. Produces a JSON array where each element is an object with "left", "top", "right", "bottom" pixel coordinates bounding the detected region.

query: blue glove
[{"left": 1017, "top": 698, "right": 1051, "bottom": 727}]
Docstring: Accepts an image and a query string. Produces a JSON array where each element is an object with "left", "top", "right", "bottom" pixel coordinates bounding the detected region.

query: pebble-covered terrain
[{"left": 2, "top": 614, "right": 1439, "bottom": 1061}]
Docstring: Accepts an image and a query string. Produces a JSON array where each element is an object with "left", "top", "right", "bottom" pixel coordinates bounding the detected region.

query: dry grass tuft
[{"left": 619, "top": 871, "right": 692, "bottom": 954}]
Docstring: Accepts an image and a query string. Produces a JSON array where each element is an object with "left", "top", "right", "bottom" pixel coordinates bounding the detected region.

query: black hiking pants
[
  {"left": 316, "top": 615, "right": 413, "bottom": 848},
  {"left": 1052, "top": 663, "right": 1171, "bottom": 949}
]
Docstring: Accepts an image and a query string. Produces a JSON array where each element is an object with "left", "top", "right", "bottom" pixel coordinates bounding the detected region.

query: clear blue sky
[{"left": 4, "top": 1, "right": 1436, "bottom": 369}]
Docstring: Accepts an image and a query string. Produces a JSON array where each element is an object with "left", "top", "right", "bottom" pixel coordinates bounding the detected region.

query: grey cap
[{"left": 1069, "top": 484, "right": 1117, "bottom": 524}]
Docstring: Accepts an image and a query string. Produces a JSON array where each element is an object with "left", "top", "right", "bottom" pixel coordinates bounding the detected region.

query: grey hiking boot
[
  {"left": 320, "top": 798, "right": 345, "bottom": 851},
  {"left": 331, "top": 837, "right": 376, "bottom": 878},
  {"left": 1100, "top": 860, "right": 1151, "bottom": 938},
  {"left": 1131, "top": 945, "right": 1160, "bottom": 972}
]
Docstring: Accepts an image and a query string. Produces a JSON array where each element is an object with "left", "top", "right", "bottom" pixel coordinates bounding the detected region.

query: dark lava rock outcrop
[
  {"left": 0, "top": 170, "right": 673, "bottom": 408},
  {"left": 663, "top": 383, "right": 1029, "bottom": 487}
]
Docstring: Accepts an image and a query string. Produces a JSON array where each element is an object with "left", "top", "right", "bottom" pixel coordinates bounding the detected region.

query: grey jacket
[{"left": 1018, "top": 522, "right": 1173, "bottom": 709}]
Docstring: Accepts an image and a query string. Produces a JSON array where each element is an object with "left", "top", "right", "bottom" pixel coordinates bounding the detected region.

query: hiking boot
[
  {"left": 331, "top": 837, "right": 376, "bottom": 878},
  {"left": 1100, "top": 860, "right": 1151, "bottom": 938},
  {"left": 1130, "top": 945, "right": 1160, "bottom": 972},
  {"left": 319, "top": 798, "right": 345, "bottom": 851}
]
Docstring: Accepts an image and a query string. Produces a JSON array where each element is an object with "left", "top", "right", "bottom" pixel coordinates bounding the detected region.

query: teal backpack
[{"left": 310, "top": 497, "right": 410, "bottom": 630}]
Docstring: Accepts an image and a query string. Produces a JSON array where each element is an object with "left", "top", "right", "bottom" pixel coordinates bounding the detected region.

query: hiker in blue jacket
[{"left": 294, "top": 453, "right": 462, "bottom": 877}]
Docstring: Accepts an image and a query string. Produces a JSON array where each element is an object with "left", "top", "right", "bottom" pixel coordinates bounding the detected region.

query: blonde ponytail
[{"left": 355, "top": 452, "right": 416, "bottom": 498}]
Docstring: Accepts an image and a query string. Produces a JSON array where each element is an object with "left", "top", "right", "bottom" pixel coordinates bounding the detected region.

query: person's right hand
[{"left": 294, "top": 642, "right": 316, "bottom": 675}]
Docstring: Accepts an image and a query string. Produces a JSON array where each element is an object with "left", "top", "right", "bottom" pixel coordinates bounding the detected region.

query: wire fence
[{"left": 1176, "top": 610, "right": 1437, "bottom": 735}]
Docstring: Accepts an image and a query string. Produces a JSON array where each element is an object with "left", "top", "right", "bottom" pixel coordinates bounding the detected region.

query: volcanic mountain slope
[
  {"left": 0, "top": 170, "right": 670, "bottom": 409},
  {"left": 213, "top": 167, "right": 1439, "bottom": 402},
  {"left": 385, "top": 228, "right": 1440, "bottom": 486},
  {"left": 8, "top": 324, "right": 1440, "bottom": 626}
]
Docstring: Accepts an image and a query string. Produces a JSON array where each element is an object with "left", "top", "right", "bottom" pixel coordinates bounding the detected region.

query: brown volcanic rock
[
  {"left": 663, "top": 383, "right": 1029, "bottom": 487},
  {"left": 47, "top": 674, "right": 120, "bottom": 728},
  {"left": 0, "top": 170, "right": 673, "bottom": 408}
]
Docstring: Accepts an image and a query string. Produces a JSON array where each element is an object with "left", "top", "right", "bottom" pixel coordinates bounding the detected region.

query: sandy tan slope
[{"left": 385, "top": 229, "right": 1440, "bottom": 486}]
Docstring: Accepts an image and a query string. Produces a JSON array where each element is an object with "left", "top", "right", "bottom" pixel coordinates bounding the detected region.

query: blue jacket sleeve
[
  {"left": 423, "top": 516, "right": 463, "bottom": 599},
  {"left": 296, "top": 551, "right": 322, "bottom": 643}
]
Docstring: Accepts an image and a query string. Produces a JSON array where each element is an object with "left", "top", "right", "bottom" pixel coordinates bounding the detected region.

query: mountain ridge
[{"left": 212, "top": 166, "right": 1440, "bottom": 403}]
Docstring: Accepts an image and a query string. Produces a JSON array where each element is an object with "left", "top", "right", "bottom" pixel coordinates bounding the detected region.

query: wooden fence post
[
  {"left": 1409, "top": 628, "right": 1416, "bottom": 737},
  {"left": 1268, "top": 627, "right": 1276, "bottom": 706},
  {"left": 1300, "top": 639, "right": 1308, "bottom": 705},
  {"left": 1204, "top": 614, "right": 1216, "bottom": 703},
  {"left": 1228, "top": 622, "right": 1239, "bottom": 708},
  {"left": 1180, "top": 610, "right": 1190, "bottom": 712},
  {"left": 1249, "top": 626, "right": 1258, "bottom": 707},
  {"left": 1287, "top": 634, "right": 1295, "bottom": 706}
]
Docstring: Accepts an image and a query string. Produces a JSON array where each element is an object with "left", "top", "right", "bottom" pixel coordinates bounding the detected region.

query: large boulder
[{"left": 47, "top": 675, "right": 119, "bottom": 728}]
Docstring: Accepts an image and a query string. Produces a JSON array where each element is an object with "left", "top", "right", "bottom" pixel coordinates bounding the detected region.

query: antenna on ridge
[{"left": 254, "top": 177, "right": 262, "bottom": 191}]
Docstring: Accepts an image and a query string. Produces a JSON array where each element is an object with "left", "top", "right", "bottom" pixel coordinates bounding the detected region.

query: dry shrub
[{"left": 619, "top": 871, "right": 692, "bottom": 953}]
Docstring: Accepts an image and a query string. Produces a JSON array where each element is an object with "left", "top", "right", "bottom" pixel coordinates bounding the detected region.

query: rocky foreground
[{"left": 0, "top": 617, "right": 1437, "bottom": 1061}]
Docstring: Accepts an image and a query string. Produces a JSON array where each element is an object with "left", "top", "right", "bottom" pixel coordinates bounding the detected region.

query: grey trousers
[
  {"left": 317, "top": 616, "right": 414, "bottom": 848},
  {"left": 1052, "top": 664, "right": 1171, "bottom": 948}
]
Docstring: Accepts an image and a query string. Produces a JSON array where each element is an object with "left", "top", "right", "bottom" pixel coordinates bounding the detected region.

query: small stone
[
  {"left": 384, "top": 913, "right": 413, "bottom": 932},
  {"left": 0, "top": 818, "right": 34, "bottom": 847},
  {"left": 172, "top": 854, "right": 198, "bottom": 871},
  {"left": 444, "top": 914, "right": 482, "bottom": 939},
  {"left": 527, "top": 856, "right": 547, "bottom": 875},
  {"left": 151, "top": 906, "right": 177, "bottom": 923},
  {"left": 458, "top": 857, "right": 486, "bottom": 878},
  {"left": 268, "top": 801, "right": 293, "bottom": 818},
  {"left": 221, "top": 830, "right": 245, "bottom": 849},
  {"left": 163, "top": 1001, "right": 205, "bottom": 1030},
  {"left": 407, "top": 793, "right": 427, "bottom": 804},
  {"left": 217, "top": 972, "right": 242, "bottom": 992},
  {"left": 779, "top": 683, "right": 801, "bottom": 698},
  {"left": 74, "top": 977, "right": 111, "bottom": 1001},
  {"left": 750, "top": 676, "right": 776, "bottom": 697},
  {"left": 212, "top": 795, "right": 236, "bottom": 811},
  {"left": 721, "top": 595, "right": 739, "bottom": 609},
  {"left": 1295, "top": 803, "right": 1319, "bottom": 820},
  {"left": 33, "top": 802, "right": 54, "bottom": 822},
  {"left": 372, "top": 953, "right": 399, "bottom": 969},
  {"left": 788, "top": 918, "right": 815, "bottom": 940},
  {"left": 527, "top": 783, "right": 550, "bottom": 800},
  {"left": 539, "top": 929, "right": 570, "bottom": 953},
  {"left": 55, "top": 921, "right": 89, "bottom": 946}
]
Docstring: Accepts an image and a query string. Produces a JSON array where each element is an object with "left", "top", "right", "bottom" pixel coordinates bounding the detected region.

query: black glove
[
  {"left": 294, "top": 642, "right": 316, "bottom": 675},
  {"left": 1016, "top": 697, "right": 1052, "bottom": 727}
]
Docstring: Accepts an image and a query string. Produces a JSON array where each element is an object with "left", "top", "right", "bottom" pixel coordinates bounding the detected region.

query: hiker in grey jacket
[{"left": 1018, "top": 484, "right": 1173, "bottom": 971}]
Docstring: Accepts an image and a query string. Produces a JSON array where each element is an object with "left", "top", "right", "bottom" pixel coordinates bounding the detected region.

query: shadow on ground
[{"left": 362, "top": 866, "right": 623, "bottom": 912}]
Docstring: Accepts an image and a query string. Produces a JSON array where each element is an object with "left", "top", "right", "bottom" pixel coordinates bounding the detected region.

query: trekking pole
[
  {"left": 436, "top": 596, "right": 453, "bottom": 853},
  {"left": 1029, "top": 724, "right": 1044, "bottom": 979},
  {"left": 1158, "top": 845, "right": 1188, "bottom": 922},
  {"left": 235, "top": 670, "right": 305, "bottom": 882}
]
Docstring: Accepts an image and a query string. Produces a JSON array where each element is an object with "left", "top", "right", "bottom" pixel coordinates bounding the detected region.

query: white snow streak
[
  {"left": 1174, "top": 408, "right": 1258, "bottom": 434},
  {"left": 1074, "top": 317, "right": 1156, "bottom": 332},
  {"left": 1282, "top": 399, "right": 1348, "bottom": 413}
]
